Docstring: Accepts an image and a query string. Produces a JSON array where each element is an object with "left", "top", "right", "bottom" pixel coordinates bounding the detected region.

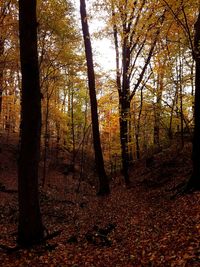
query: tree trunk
[
  {"left": 179, "top": 78, "right": 184, "bottom": 148},
  {"left": 42, "top": 95, "right": 50, "bottom": 187},
  {"left": 80, "top": 0, "right": 110, "bottom": 195},
  {"left": 112, "top": 8, "right": 130, "bottom": 183},
  {"left": 175, "top": 49, "right": 184, "bottom": 148},
  {"left": 187, "top": 11, "right": 200, "bottom": 190},
  {"left": 118, "top": 26, "right": 131, "bottom": 185},
  {"left": 179, "top": 55, "right": 184, "bottom": 148},
  {"left": 70, "top": 83, "right": 76, "bottom": 169},
  {"left": 0, "top": 37, "right": 4, "bottom": 115},
  {"left": 154, "top": 71, "right": 163, "bottom": 149},
  {"left": 119, "top": 98, "right": 130, "bottom": 185},
  {"left": 136, "top": 86, "right": 144, "bottom": 160},
  {"left": 18, "top": 0, "right": 44, "bottom": 246},
  {"left": 168, "top": 86, "right": 178, "bottom": 140}
]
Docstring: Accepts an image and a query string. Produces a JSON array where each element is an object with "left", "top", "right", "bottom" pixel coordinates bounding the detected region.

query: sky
[{"left": 73, "top": 0, "right": 116, "bottom": 72}]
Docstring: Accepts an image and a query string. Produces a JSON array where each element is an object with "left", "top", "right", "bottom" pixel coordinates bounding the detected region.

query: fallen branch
[{"left": 44, "top": 229, "right": 62, "bottom": 241}]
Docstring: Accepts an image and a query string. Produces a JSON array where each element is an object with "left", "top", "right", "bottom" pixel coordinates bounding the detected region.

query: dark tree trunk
[
  {"left": 112, "top": 8, "right": 130, "bottom": 184},
  {"left": 179, "top": 79, "right": 184, "bottom": 148},
  {"left": 175, "top": 51, "right": 184, "bottom": 148},
  {"left": 187, "top": 11, "right": 200, "bottom": 190},
  {"left": 70, "top": 84, "right": 76, "bottom": 169},
  {"left": 80, "top": 0, "right": 110, "bottom": 195},
  {"left": 0, "top": 37, "right": 4, "bottom": 115},
  {"left": 119, "top": 99, "right": 130, "bottom": 185},
  {"left": 168, "top": 87, "right": 178, "bottom": 140},
  {"left": 18, "top": 0, "right": 44, "bottom": 246},
  {"left": 42, "top": 95, "right": 50, "bottom": 187},
  {"left": 135, "top": 87, "right": 144, "bottom": 160},
  {"left": 118, "top": 26, "right": 131, "bottom": 185},
  {"left": 154, "top": 71, "right": 163, "bottom": 148}
]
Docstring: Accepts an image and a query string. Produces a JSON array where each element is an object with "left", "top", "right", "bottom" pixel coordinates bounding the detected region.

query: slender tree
[
  {"left": 0, "top": 37, "right": 3, "bottom": 115},
  {"left": 187, "top": 10, "right": 200, "bottom": 190},
  {"left": 80, "top": 0, "right": 110, "bottom": 195},
  {"left": 0, "top": 1, "right": 8, "bottom": 116},
  {"left": 153, "top": 55, "right": 165, "bottom": 149},
  {"left": 18, "top": 0, "right": 44, "bottom": 246}
]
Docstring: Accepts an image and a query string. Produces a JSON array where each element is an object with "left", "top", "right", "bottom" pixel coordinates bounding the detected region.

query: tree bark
[
  {"left": 112, "top": 6, "right": 131, "bottom": 185},
  {"left": 0, "top": 37, "right": 4, "bottom": 115},
  {"left": 80, "top": 0, "right": 110, "bottom": 195},
  {"left": 154, "top": 70, "right": 163, "bottom": 149},
  {"left": 18, "top": 0, "right": 44, "bottom": 246},
  {"left": 119, "top": 98, "right": 130, "bottom": 185},
  {"left": 42, "top": 94, "right": 50, "bottom": 187},
  {"left": 136, "top": 86, "right": 144, "bottom": 160},
  {"left": 119, "top": 29, "right": 131, "bottom": 185}
]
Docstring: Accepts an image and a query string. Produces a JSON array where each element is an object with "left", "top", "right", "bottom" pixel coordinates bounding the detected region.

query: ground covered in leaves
[{"left": 0, "top": 137, "right": 200, "bottom": 266}]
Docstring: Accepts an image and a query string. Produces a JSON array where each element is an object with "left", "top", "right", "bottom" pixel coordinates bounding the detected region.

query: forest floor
[{"left": 0, "top": 135, "right": 200, "bottom": 266}]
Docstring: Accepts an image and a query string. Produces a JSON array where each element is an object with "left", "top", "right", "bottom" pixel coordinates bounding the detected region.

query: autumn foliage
[{"left": 0, "top": 0, "right": 200, "bottom": 265}]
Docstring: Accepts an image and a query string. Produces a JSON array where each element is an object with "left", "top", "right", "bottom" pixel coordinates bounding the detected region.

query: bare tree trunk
[
  {"left": 120, "top": 100, "right": 130, "bottom": 185},
  {"left": 154, "top": 71, "right": 163, "bottom": 149},
  {"left": 0, "top": 1, "right": 9, "bottom": 117},
  {"left": 18, "top": 0, "right": 44, "bottom": 246},
  {"left": 76, "top": 96, "right": 89, "bottom": 193},
  {"left": 0, "top": 37, "right": 4, "bottom": 116},
  {"left": 136, "top": 87, "right": 144, "bottom": 159},
  {"left": 168, "top": 89, "right": 177, "bottom": 140},
  {"left": 42, "top": 94, "right": 50, "bottom": 187},
  {"left": 71, "top": 84, "right": 76, "bottom": 169},
  {"left": 112, "top": 6, "right": 130, "bottom": 185},
  {"left": 177, "top": 47, "right": 184, "bottom": 148},
  {"left": 80, "top": 0, "right": 110, "bottom": 195},
  {"left": 187, "top": 11, "right": 200, "bottom": 190},
  {"left": 179, "top": 75, "right": 184, "bottom": 148}
]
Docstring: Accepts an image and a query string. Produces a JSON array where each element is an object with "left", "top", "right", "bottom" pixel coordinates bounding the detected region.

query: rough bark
[
  {"left": 18, "top": 0, "right": 44, "bottom": 246},
  {"left": 80, "top": 0, "right": 110, "bottom": 195}
]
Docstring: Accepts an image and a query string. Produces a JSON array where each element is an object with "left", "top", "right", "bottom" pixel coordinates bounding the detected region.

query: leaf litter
[{"left": 0, "top": 141, "right": 199, "bottom": 266}]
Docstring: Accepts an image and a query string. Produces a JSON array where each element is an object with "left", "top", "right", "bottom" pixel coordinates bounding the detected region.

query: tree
[
  {"left": 110, "top": 0, "right": 166, "bottom": 184},
  {"left": 18, "top": 0, "right": 44, "bottom": 246},
  {"left": 187, "top": 9, "right": 200, "bottom": 190},
  {"left": 160, "top": 0, "right": 199, "bottom": 189},
  {"left": 0, "top": 0, "right": 12, "bottom": 119},
  {"left": 0, "top": 1, "right": 7, "bottom": 115},
  {"left": 0, "top": 37, "right": 3, "bottom": 115},
  {"left": 80, "top": 0, "right": 110, "bottom": 195}
]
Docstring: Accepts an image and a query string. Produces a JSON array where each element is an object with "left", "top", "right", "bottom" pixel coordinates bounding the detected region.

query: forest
[{"left": 0, "top": 0, "right": 200, "bottom": 266}]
